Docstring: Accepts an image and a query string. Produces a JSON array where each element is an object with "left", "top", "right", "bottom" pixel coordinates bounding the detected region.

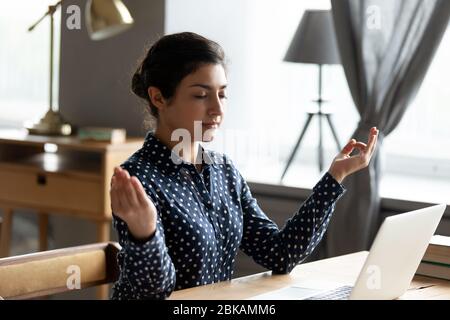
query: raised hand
[
  {"left": 110, "top": 166, "right": 157, "bottom": 240},
  {"left": 328, "top": 127, "right": 379, "bottom": 183}
]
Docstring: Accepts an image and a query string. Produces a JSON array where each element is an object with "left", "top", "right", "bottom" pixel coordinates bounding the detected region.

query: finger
[
  {"left": 110, "top": 188, "right": 122, "bottom": 213},
  {"left": 110, "top": 175, "right": 115, "bottom": 188},
  {"left": 358, "top": 142, "right": 375, "bottom": 166},
  {"left": 366, "top": 127, "right": 378, "bottom": 150},
  {"left": 114, "top": 167, "right": 127, "bottom": 184},
  {"left": 121, "top": 168, "right": 131, "bottom": 180},
  {"left": 341, "top": 139, "right": 356, "bottom": 156},
  {"left": 114, "top": 167, "right": 126, "bottom": 181},
  {"left": 349, "top": 142, "right": 367, "bottom": 156},
  {"left": 123, "top": 176, "right": 139, "bottom": 207},
  {"left": 367, "top": 132, "right": 378, "bottom": 156},
  {"left": 368, "top": 127, "right": 379, "bottom": 154},
  {"left": 131, "top": 176, "right": 151, "bottom": 206},
  {"left": 115, "top": 171, "right": 132, "bottom": 209},
  {"left": 110, "top": 181, "right": 125, "bottom": 217},
  {"left": 353, "top": 142, "right": 367, "bottom": 150},
  {"left": 113, "top": 167, "right": 137, "bottom": 211},
  {"left": 116, "top": 167, "right": 132, "bottom": 188},
  {"left": 110, "top": 175, "right": 120, "bottom": 195}
]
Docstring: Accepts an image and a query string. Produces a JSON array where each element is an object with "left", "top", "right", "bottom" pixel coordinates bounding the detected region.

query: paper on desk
[
  {"left": 247, "top": 286, "right": 323, "bottom": 300},
  {"left": 246, "top": 279, "right": 347, "bottom": 300},
  {"left": 430, "top": 235, "right": 450, "bottom": 246}
]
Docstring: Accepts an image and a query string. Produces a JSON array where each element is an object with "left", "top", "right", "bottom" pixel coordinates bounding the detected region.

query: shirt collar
[{"left": 143, "top": 131, "right": 220, "bottom": 175}]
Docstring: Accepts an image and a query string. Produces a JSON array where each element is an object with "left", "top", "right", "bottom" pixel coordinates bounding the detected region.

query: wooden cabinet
[
  {"left": 0, "top": 165, "right": 103, "bottom": 214},
  {"left": 0, "top": 131, "right": 142, "bottom": 299},
  {"left": 0, "top": 130, "right": 142, "bottom": 257}
]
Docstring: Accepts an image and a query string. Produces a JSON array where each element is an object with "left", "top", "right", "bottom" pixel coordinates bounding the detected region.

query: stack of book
[
  {"left": 416, "top": 235, "right": 450, "bottom": 280},
  {"left": 77, "top": 127, "right": 126, "bottom": 144}
]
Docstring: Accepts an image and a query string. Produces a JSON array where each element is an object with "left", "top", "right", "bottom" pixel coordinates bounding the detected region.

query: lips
[
  {"left": 203, "top": 121, "right": 220, "bottom": 126},
  {"left": 203, "top": 124, "right": 218, "bottom": 130}
]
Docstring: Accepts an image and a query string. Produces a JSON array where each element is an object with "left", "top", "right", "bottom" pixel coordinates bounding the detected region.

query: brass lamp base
[{"left": 26, "top": 109, "right": 72, "bottom": 136}]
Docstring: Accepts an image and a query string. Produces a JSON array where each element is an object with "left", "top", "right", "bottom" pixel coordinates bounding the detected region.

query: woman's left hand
[{"left": 328, "top": 127, "right": 379, "bottom": 183}]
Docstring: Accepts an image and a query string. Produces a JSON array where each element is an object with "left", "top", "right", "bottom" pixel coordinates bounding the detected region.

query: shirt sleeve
[
  {"left": 237, "top": 170, "right": 346, "bottom": 274},
  {"left": 111, "top": 163, "right": 176, "bottom": 300}
]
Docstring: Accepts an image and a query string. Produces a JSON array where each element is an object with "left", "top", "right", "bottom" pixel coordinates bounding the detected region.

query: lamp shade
[
  {"left": 86, "top": 0, "right": 134, "bottom": 41},
  {"left": 284, "top": 10, "right": 340, "bottom": 65}
]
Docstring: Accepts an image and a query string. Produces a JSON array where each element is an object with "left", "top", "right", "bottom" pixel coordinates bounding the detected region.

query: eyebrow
[{"left": 189, "top": 84, "right": 228, "bottom": 90}]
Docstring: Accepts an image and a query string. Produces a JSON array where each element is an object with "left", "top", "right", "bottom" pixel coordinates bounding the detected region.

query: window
[
  {"left": 382, "top": 25, "right": 450, "bottom": 179},
  {"left": 167, "top": 0, "right": 450, "bottom": 201},
  {"left": 0, "top": 1, "right": 61, "bottom": 127}
]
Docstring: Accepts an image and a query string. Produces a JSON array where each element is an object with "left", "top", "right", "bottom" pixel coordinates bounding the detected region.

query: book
[
  {"left": 77, "top": 127, "right": 126, "bottom": 144},
  {"left": 422, "top": 235, "right": 450, "bottom": 265},
  {"left": 415, "top": 235, "right": 450, "bottom": 280},
  {"left": 416, "top": 261, "right": 450, "bottom": 280}
]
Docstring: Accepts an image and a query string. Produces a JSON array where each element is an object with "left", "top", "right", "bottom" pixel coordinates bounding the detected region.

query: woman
[{"left": 110, "top": 32, "right": 379, "bottom": 300}]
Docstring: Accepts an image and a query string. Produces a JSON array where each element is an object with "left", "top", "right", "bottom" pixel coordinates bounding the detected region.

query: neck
[{"left": 154, "top": 126, "right": 202, "bottom": 168}]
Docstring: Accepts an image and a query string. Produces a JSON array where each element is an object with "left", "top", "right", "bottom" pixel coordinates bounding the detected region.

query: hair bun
[{"left": 131, "top": 71, "right": 149, "bottom": 101}]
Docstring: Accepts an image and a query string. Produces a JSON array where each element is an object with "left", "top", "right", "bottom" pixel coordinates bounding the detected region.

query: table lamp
[
  {"left": 281, "top": 9, "right": 342, "bottom": 181},
  {"left": 25, "top": 0, "right": 134, "bottom": 136}
]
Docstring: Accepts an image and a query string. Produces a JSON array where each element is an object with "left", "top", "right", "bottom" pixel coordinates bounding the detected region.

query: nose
[{"left": 209, "top": 94, "right": 224, "bottom": 117}]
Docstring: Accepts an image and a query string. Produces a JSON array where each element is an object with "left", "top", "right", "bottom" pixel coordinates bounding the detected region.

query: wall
[{"left": 59, "top": 0, "right": 165, "bottom": 137}]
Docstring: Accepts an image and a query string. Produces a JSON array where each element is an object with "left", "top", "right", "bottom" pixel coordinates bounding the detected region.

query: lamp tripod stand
[{"left": 281, "top": 64, "right": 341, "bottom": 181}]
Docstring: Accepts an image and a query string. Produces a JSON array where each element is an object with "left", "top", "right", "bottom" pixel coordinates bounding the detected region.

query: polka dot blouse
[{"left": 111, "top": 131, "right": 346, "bottom": 300}]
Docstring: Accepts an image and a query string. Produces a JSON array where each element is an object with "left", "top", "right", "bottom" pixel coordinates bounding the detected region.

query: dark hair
[{"left": 132, "top": 32, "right": 227, "bottom": 119}]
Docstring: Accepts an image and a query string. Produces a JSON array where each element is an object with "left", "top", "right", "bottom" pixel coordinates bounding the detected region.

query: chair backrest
[{"left": 0, "top": 242, "right": 121, "bottom": 299}]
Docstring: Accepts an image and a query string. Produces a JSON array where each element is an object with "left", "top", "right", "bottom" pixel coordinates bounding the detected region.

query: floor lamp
[{"left": 281, "top": 9, "right": 342, "bottom": 181}]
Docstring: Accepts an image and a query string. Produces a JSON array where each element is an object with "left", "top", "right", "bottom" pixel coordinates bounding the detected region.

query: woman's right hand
[{"left": 110, "top": 166, "right": 157, "bottom": 241}]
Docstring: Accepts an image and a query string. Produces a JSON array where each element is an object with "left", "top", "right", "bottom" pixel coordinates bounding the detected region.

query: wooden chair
[{"left": 0, "top": 242, "right": 120, "bottom": 300}]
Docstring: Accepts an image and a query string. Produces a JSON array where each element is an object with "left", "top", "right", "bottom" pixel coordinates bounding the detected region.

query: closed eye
[{"left": 194, "top": 95, "right": 228, "bottom": 99}]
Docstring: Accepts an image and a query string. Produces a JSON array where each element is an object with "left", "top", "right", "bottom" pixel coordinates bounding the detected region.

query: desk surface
[
  {"left": 0, "top": 129, "right": 143, "bottom": 152},
  {"left": 168, "top": 251, "right": 450, "bottom": 300}
]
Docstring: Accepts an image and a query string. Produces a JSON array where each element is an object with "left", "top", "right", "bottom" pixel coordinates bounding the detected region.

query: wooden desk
[
  {"left": 0, "top": 131, "right": 142, "bottom": 298},
  {"left": 169, "top": 251, "right": 450, "bottom": 300}
]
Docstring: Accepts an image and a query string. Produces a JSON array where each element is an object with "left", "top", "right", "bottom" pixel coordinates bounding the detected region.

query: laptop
[{"left": 249, "top": 204, "right": 446, "bottom": 300}]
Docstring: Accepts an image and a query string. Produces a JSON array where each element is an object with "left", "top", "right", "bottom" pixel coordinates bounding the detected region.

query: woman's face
[{"left": 157, "top": 63, "right": 227, "bottom": 142}]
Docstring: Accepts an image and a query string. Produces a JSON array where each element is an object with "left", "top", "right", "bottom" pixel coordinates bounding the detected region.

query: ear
[{"left": 148, "top": 86, "right": 168, "bottom": 112}]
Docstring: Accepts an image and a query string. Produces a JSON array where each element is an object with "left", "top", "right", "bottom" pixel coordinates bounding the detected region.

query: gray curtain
[{"left": 313, "top": 0, "right": 450, "bottom": 259}]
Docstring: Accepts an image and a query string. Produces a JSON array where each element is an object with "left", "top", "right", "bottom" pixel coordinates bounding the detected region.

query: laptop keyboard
[{"left": 305, "top": 285, "right": 353, "bottom": 300}]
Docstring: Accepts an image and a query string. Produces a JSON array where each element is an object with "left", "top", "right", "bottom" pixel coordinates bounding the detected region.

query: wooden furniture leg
[
  {"left": 38, "top": 212, "right": 48, "bottom": 252},
  {"left": 0, "top": 208, "right": 13, "bottom": 258},
  {"left": 96, "top": 220, "right": 111, "bottom": 300}
]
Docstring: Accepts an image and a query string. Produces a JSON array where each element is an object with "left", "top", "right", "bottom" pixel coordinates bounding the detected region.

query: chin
[{"left": 202, "top": 129, "right": 217, "bottom": 142}]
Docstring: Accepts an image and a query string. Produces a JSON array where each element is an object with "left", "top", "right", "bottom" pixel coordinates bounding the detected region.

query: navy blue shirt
[{"left": 111, "top": 131, "right": 346, "bottom": 300}]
